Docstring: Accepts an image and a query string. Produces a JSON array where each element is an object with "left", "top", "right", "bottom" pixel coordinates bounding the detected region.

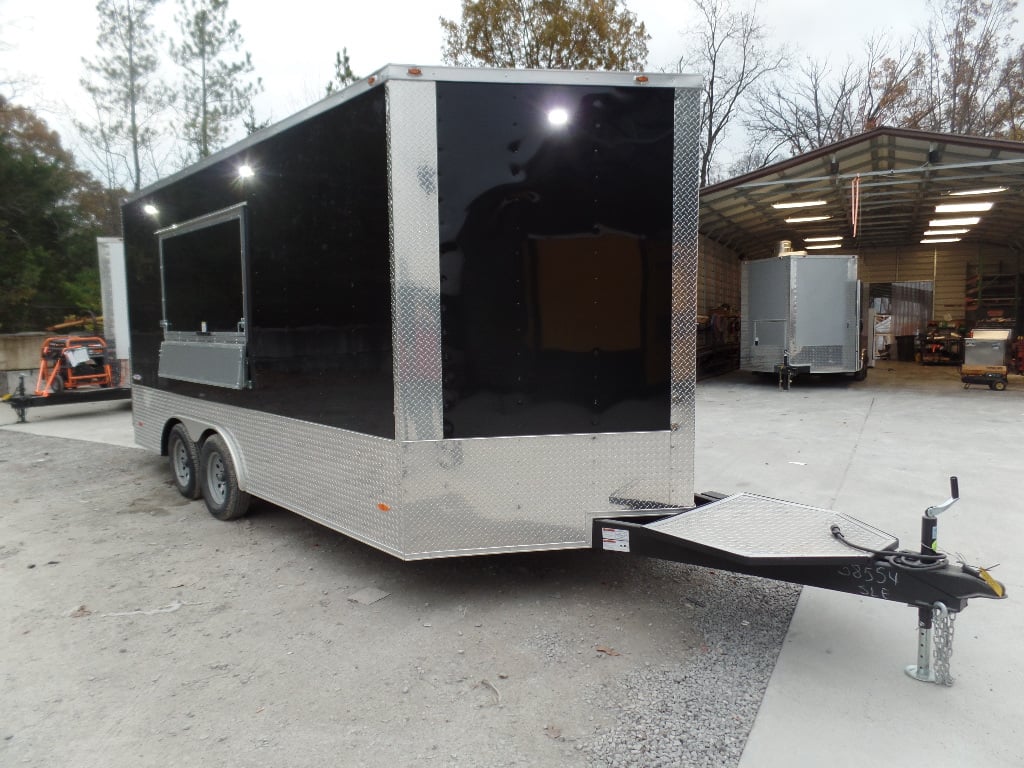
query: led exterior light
[
  {"left": 238, "top": 164, "right": 255, "bottom": 179},
  {"left": 929, "top": 217, "right": 980, "bottom": 227},
  {"left": 804, "top": 235, "right": 843, "bottom": 242},
  {"left": 923, "top": 228, "right": 968, "bottom": 236},
  {"left": 771, "top": 200, "right": 827, "bottom": 209},
  {"left": 143, "top": 204, "right": 159, "bottom": 216},
  {"left": 934, "top": 201, "right": 993, "bottom": 213},
  {"left": 805, "top": 243, "right": 842, "bottom": 250},
  {"left": 547, "top": 108, "right": 569, "bottom": 127},
  {"left": 921, "top": 237, "right": 962, "bottom": 244},
  {"left": 785, "top": 215, "right": 831, "bottom": 223},
  {"left": 949, "top": 187, "right": 1007, "bottom": 196}
]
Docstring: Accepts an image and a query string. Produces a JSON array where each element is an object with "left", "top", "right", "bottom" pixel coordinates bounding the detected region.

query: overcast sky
[{"left": 2, "top": 0, "right": 1018, "bottom": 168}]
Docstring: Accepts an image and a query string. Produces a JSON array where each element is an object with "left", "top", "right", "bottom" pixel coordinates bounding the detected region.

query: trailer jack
[{"left": 598, "top": 478, "right": 1005, "bottom": 686}]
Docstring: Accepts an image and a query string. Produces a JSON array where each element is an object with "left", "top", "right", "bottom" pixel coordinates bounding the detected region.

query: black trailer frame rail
[
  {"left": 597, "top": 482, "right": 1005, "bottom": 686},
  {"left": 3, "top": 374, "right": 130, "bottom": 423}
]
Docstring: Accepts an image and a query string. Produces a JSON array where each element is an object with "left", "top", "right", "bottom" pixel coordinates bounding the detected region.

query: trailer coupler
[{"left": 596, "top": 479, "right": 1005, "bottom": 686}]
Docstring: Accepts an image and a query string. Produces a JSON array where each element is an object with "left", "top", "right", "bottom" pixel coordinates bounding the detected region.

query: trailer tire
[
  {"left": 993, "top": 380, "right": 1007, "bottom": 391},
  {"left": 199, "top": 434, "right": 251, "bottom": 521},
  {"left": 168, "top": 424, "right": 201, "bottom": 500}
]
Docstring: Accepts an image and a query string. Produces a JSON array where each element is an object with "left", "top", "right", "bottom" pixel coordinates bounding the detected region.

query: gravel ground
[{"left": 1, "top": 430, "right": 799, "bottom": 767}]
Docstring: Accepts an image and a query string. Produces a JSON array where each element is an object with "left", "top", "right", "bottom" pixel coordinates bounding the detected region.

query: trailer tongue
[{"left": 597, "top": 478, "right": 1005, "bottom": 686}]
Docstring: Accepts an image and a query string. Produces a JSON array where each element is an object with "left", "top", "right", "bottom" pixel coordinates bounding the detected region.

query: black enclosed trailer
[{"left": 122, "top": 65, "right": 1004, "bottom": 685}]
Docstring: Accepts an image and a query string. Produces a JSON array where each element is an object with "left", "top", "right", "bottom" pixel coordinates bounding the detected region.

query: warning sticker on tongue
[{"left": 601, "top": 527, "right": 630, "bottom": 553}]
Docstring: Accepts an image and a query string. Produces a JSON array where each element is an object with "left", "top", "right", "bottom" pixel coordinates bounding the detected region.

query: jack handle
[{"left": 926, "top": 476, "right": 959, "bottom": 520}]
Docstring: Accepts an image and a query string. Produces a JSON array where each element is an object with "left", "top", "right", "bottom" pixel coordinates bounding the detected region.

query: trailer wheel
[
  {"left": 199, "top": 434, "right": 251, "bottom": 521},
  {"left": 167, "top": 424, "right": 201, "bottom": 500},
  {"left": 993, "top": 380, "right": 1007, "bottom": 391}
]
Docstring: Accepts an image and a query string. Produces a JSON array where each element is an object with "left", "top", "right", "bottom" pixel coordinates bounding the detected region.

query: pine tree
[
  {"left": 325, "top": 48, "right": 357, "bottom": 95},
  {"left": 171, "top": 0, "right": 262, "bottom": 161}
]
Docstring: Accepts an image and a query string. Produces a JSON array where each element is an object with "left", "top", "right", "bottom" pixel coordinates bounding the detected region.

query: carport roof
[{"left": 700, "top": 127, "right": 1024, "bottom": 260}]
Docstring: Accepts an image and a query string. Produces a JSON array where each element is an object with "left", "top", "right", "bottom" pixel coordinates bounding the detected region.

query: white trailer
[{"left": 741, "top": 254, "right": 868, "bottom": 388}]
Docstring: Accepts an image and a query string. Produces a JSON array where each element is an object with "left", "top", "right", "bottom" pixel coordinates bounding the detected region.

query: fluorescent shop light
[
  {"left": 929, "top": 217, "right": 980, "bottom": 227},
  {"left": 772, "top": 200, "right": 827, "bottom": 209},
  {"left": 785, "top": 215, "right": 831, "bottom": 223},
  {"left": 934, "top": 202, "right": 993, "bottom": 213},
  {"left": 948, "top": 187, "right": 1006, "bottom": 196}
]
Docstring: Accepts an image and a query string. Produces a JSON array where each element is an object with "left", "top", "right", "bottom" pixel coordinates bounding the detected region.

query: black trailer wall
[
  {"left": 125, "top": 78, "right": 677, "bottom": 440},
  {"left": 123, "top": 88, "right": 395, "bottom": 436},
  {"left": 435, "top": 82, "right": 674, "bottom": 438}
]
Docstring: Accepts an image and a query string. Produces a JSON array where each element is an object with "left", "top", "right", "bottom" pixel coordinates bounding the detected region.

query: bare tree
[
  {"left": 996, "top": 43, "right": 1024, "bottom": 138},
  {"left": 679, "top": 0, "right": 783, "bottom": 187},
  {"left": 743, "top": 35, "right": 924, "bottom": 160},
  {"left": 911, "top": 0, "right": 1019, "bottom": 134},
  {"left": 858, "top": 35, "right": 927, "bottom": 129},
  {"left": 745, "top": 58, "right": 861, "bottom": 159}
]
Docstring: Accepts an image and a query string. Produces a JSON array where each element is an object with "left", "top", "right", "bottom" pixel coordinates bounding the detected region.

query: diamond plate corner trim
[
  {"left": 131, "top": 386, "right": 405, "bottom": 555},
  {"left": 670, "top": 86, "right": 701, "bottom": 505},
  {"left": 386, "top": 79, "right": 443, "bottom": 445}
]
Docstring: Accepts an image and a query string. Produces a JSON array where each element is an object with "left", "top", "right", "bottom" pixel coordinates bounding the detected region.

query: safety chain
[{"left": 932, "top": 602, "right": 956, "bottom": 686}]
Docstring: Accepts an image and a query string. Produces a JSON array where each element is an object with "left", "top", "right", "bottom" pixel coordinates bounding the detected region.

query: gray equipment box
[
  {"left": 741, "top": 254, "right": 864, "bottom": 376},
  {"left": 964, "top": 329, "right": 1012, "bottom": 369},
  {"left": 123, "top": 65, "right": 702, "bottom": 560}
]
